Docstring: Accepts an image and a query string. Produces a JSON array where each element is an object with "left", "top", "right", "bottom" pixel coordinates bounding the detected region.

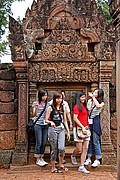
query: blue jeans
[
  {"left": 88, "top": 126, "right": 102, "bottom": 159},
  {"left": 34, "top": 124, "right": 48, "bottom": 158}
]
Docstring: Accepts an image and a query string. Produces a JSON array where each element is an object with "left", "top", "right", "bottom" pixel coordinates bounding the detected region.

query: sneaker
[
  {"left": 36, "top": 159, "right": 46, "bottom": 166},
  {"left": 92, "top": 159, "right": 100, "bottom": 167},
  {"left": 71, "top": 155, "right": 77, "bottom": 165},
  {"left": 84, "top": 159, "right": 92, "bottom": 166},
  {"left": 41, "top": 159, "right": 48, "bottom": 165},
  {"left": 78, "top": 166, "right": 90, "bottom": 174}
]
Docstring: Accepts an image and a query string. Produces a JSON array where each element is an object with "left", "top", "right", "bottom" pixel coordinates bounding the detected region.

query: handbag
[
  {"left": 76, "top": 126, "right": 91, "bottom": 139},
  {"left": 26, "top": 102, "right": 47, "bottom": 133},
  {"left": 26, "top": 119, "right": 35, "bottom": 133}
]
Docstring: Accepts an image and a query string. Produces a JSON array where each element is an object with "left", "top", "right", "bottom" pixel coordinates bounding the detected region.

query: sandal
[
  {"left": 51, "top": 168, "right": 62, "bottom": 173},
  {"left": 59, "top": 166, "right": 68, "bottom": 172}
]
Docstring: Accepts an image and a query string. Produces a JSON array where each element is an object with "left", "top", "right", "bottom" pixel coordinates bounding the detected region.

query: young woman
[
  {"left": 33, "top": 88, "right": 49, "bottom": 166},
  {"left": 45, "top": 91, "right": 70, "bottom": 173},
  {"left": 84, "top": 89, "right": 104, "bottom": 167},
  {"left": 71, "top": 91, "right": 90, "bottom": 174}
]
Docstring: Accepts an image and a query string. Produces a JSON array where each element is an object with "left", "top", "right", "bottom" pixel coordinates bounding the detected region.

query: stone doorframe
[
  {"left": 11, "top": 59, "right": 116, "bottom": 165},
  {"left": 12, "top": 61, "right": 29, "bottom": 165}
]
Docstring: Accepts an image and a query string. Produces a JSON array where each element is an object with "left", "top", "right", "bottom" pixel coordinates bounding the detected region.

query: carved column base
[
  {"left": 101, "top": 140, "right": 116, "bottom": 165},
  {"left": 12, "top": 142, "right": 28, "bottom": 165}
]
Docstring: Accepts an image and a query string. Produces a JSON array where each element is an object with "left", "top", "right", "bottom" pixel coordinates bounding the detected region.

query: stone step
[
  {"left": 28, "top": 146, "right": 75, "bottom": 164},
  {"left": 10, "top": 163, "right": 116, "bottom": 173}
]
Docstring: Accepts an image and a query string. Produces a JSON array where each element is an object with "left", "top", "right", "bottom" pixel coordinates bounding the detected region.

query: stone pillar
[
  {"left": 12, "top": 62, "right": 28, "bottom": 165},
  {"left": 100, "top": 82, "right": 116, "bottom": 165},
  {"left": 116, "top": 40, "right": 120, "bottom": 179},
  {"left": 109, "top": 0, "right": 120, "bottom": 178}
]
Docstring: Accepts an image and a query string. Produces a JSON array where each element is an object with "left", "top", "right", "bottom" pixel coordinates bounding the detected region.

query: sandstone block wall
[
  {"left": 110, "top": 86, "right": 117, "bottom": 152},
  {"left": 0, "top": 63, "right": 17, "bottom": 168}
]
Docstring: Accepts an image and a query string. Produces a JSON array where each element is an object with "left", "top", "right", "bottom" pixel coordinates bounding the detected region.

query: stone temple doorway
[
  {"left": 9, "top": 0, "right": 116, "bottom": 165},
  {"left": 38, "top": 82, "right": 91, "bottom": 117}
]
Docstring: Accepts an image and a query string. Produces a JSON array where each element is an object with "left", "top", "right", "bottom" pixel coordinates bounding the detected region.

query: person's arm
[
  {"left": 66, "top": 112, "right": 73, "bottom": 130},
  {"left": 88, "top": 92, "right": 104, "bottom": 108},
  {"left": 65, "top": 101, "right": 73, "bottom": 130},
  {"left": 63, "top": 107, "right": 70, "bottom": 140},
  {"left": 33, "top": 106, "right": 38, "bottom": 117},
  {"left": 73, "top": 114, "right": 86, "bottom": 132},
  {"left": 32, "top": 101, "right": 39, "bottom": 118},
  {"left": 45, "top": 106, "right": 56, "bottom": 127}
]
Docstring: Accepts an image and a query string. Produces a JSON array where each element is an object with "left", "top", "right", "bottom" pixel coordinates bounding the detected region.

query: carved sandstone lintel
[{"left": 28, "top": 62, "right": 99, "bottom": 82}]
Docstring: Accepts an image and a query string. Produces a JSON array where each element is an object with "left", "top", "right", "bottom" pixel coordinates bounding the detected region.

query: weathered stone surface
[
  {"left": 0, "top": 102, "right": 14, "bottom": 114},
  {"left": 110, "top": 130, "right": 117, "bottom": 151},
  {"left": 8, "top": 0, "right": 116, "bottom": 166},
  {"left": 0, "top": 63, "right": 11, "bottom": 70},
  {"left": 0, "top": 80, "right": 15, "bottom": 91},
  {"left": 0, "top": 150, "right": 13, "bottom": 168},
  {"left": 0, "top": 131, "right": 16, "bottom": 149},
  {"left": 0, "top": 91, "right": 14, "bottom": 102},
  {"left": 110, "top": 87, "right": 116, "bottom": 113},
  {"left": 111, "top": 112, "right": 117, "bottom": 130},
  {"left": 0, "top": 114, "right": 17, "bottom": 130},
  {"left": 0, "top": 70, "right": 15, "bottom": 80}
]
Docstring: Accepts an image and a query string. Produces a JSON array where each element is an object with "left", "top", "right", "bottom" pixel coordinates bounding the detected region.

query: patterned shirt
[
  {"left": 87, "top": 99, "right": 102, "bottom": 119},
  {"left": 32, "top": 100, "right": 49, "bottom": 125}
]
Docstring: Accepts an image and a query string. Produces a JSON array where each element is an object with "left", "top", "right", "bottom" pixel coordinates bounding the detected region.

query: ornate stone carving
[
  {"left": 28, "top": 62, "right": 99, "bottom": 82},
  {"left": 8, "top": 0, "right": 116, "bottom": 166},
  {"left": 100, "top": 61, "right": 115, "bottom": 82},
  {"left": 100, "top": 82, "right": 111, "bottom": 141}
]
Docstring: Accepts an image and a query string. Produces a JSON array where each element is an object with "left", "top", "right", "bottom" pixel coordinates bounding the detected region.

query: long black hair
[
  {"left": 75, "top": 91, "right": 86, "bottom": 111},
  {"left": 52, "top": 91, "right": 63, "bottom": 111},
  {"left": 97, "top": 88, "right": 104, "bottom": 103},
  {"left": 38, "top": 88, "right": 48, "bottom": 104}
]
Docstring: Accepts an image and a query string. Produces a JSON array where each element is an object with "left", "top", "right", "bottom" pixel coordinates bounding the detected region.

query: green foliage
[
  {"left": 0, "top": 0, "right": 24, "bottom": 58},
  {"left": 97, "top": 0, "right": 112, "bottom": 23}
]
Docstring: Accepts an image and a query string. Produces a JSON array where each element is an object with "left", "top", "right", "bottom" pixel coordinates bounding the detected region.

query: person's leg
[
  {"left": 39, "top": 125, "right": 48, "bottom": 164},
  {"left": 93, "top": 131, "right": 102, "bottom": 159},
  {"left": 92, "top": 131, "right": 102, "bottom": 167},
  {"left": 84, "top": 132, "right": 93, "bottom": 165},
  {"left": 84, "top": 126, "right": 93, "bottom": 166},
  {"left": 72, "top": 147, "right": 79, "bottom": 157},
  {"left": 71, "top": 127, "right": 82, "bottom": 165},
  {"left": 48, "top": 127, "right": 58, "bottom": 171},
  {"left": 58, "top": 129, "right": 65, "bottom": 168},
  {"left": 78, "top": 141, "right": 90, "bottom": 174},
  {"left": 56, "top": 149, "right": 59, "bottom": 163},
  {"left": 87, "top": 126, "right": 93, "bottom": 159},
  {"left": 40, "top": 125, "right": 48, "bottom": 157},
  {"left": 80, "top": 140, "right": 89, "bottom": 166},
  {"left": 34, "top": 124, "right": 42, "bottom": 162}
]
